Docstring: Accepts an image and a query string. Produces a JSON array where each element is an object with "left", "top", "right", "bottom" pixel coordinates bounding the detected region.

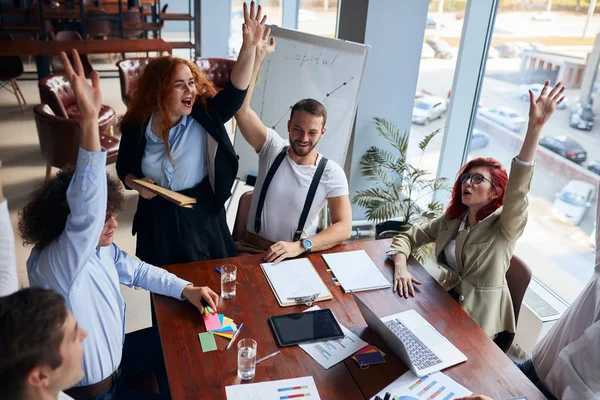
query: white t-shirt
[
  {"left": 531, "top": 191, "right": 600, "bottom": 399},
  {"left": 246, "top": 128, "right": 349, "bottom": 243}
]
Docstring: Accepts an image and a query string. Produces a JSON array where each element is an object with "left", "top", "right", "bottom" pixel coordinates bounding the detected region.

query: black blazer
[{"left": 116, "top": 80, "right": 247, "bottom": 209}]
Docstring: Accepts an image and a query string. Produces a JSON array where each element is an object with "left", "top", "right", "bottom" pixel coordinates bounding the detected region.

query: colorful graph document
[
  {"left": 225, "top": 376, "right": 321, "bottom": 400},
  {"left": 370, "top": 371, "right": 471, "bottom": 400},
  {"left": 299, "top": 306, "right": 367, "bottom": 369}
]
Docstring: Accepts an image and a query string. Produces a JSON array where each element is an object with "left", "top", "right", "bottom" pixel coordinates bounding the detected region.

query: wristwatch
[{"left": 300, "top": 238, "right": 313, "bottom": 255}]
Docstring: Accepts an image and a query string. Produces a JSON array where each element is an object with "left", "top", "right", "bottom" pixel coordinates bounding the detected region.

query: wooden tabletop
[
  {"left": 0, "top": 39, "right": 172, "bottom": 56},
  {"left": 154, "top": 239, "right": 546, "bottom": 400}
]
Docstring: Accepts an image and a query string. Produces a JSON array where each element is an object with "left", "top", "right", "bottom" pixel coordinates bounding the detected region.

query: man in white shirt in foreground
[{"left": 234, "top": 26, "right": 352, "bottom": 262}]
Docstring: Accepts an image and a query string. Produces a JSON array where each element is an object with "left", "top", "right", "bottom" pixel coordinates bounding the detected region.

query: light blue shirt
[
  {"left": 27, "top": 148, "right": 191, "bottom": 387},
  {"left": 142, "top": 114, "right": 208, "bottom": 191}
]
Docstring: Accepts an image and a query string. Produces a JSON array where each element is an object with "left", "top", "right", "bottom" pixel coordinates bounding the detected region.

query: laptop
[{"left": 352, "top": 292, "right": 467, "bottom": 377}]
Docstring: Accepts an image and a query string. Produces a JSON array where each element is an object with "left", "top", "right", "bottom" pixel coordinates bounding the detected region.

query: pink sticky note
[{"left": 203, "top": 313, "right": 221, "bottom": 331}]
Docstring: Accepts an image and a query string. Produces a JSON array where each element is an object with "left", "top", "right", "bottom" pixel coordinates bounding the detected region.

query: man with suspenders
[{"left": 234, "top": 27, "right": 352, "bottom": 263}]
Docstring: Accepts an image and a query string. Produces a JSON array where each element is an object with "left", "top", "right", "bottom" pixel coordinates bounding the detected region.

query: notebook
[
  {"left": 131, "top": 179, "right": 197, "bottom": 209},
  {"left": 322, "top": 250, "right": 391, "bottom": 292},
  {"left": 261, "top": 258, "right": 332, "bottom": 307}
]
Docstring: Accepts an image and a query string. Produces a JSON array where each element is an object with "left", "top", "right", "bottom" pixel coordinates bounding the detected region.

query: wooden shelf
[
  {"left": 166, "top": 41, "right": 194, "bottom": 49},
  {"left": 160, "top": 13, "right": 193, "bottom": 21},
  {"left": 1, "top": 25, "right": 41, "bottom": 32}
]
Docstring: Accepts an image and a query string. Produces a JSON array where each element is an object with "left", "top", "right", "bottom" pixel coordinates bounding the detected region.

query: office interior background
[{"left": 1, "top": 0, "right": 600, "bottom": 359}]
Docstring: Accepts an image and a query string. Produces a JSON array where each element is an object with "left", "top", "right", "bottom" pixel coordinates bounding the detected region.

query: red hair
[
  {"left": 445, "top": 157, "right": 509, "bottom": 222},
  {"left": 120, "top": 56, "right": 217, "bottom": 161}
]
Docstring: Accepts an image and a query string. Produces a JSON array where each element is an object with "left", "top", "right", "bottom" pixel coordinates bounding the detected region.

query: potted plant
[{"left": 352, "top": 117, "right": 449, "bottom": 264}]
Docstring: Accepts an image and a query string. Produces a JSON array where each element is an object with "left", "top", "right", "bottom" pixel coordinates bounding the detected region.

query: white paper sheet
[
  {"left": 322, "top": 250, "right": 390, "bottom": 292},
  {"left": 226, "top": 376, "right": 321, "bottom": 400},
  {"left": 370, "top": 371, "right": 472, "bottom": 400},
  {"left": 261, "top": 259, "right": 331, "bottom": 303},
  {"left": 299, "top": 306, "right": 367, "bottom": 369}
]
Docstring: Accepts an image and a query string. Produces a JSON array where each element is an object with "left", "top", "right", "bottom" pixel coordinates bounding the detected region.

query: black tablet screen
[{"left": 270, "top": 309, "right": 344, "bottom": 346}]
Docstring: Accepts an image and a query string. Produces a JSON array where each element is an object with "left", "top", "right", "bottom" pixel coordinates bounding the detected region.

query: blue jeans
[
  {"left": 66, "top": 327, "right": 170, "bottom": 400},
  {"left": 516, "top": 359, "right": 557, "bottom": 400}
]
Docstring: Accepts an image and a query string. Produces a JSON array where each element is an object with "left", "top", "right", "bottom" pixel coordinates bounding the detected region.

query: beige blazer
[{"left": 389, "top": 159, "right": 534, "bottom": 337}]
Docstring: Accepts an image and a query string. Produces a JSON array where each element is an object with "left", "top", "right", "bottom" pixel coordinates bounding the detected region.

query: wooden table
[
  {"left": 154, "top": 240, "right": 546, "bottom": 400},
  {"left": 0, "top": 39, "right": 171, "bottom": 78}
]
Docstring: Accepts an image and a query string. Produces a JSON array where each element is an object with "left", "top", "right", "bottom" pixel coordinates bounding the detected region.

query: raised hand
[
  {"left": 256, "top": 26, "right": 275, "bottom": 60},
  {"left": 528, "top": 81, "right": 565, "bottom": 130},
  {"left": 242, "top": 1, "right": 267, "bottom": 48},
  {"left": 60, "top": 50, "right": 101, "bottom": 120}
]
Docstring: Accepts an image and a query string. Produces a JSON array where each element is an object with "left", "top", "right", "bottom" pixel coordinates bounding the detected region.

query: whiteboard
[{"left": 234, "top": 26, "right": 369, "bottom": 180}]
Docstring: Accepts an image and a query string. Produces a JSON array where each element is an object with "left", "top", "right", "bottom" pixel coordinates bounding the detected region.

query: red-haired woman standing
[
  {"left": 388, "top": 81, "right": 565, "bottom": 338},
  {"left": 117, "top": 2, "right": 267, "bottom": 266}
]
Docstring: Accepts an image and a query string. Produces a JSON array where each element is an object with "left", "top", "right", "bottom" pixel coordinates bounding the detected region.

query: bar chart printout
[
  {"left": 225, "top": 376, "right": 321, "bottom": 400},
  {"left": 369, "top": 371, "right": 472, "bottom": 400}
]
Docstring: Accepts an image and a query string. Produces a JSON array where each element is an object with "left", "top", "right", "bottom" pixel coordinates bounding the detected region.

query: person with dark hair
[
  {"left": 22, "top": 51, "right": 220, "bottom": 400},
  {"left": 116, "top": 2, "right": 267, "bottom": 266},
  {"left": 233, "top": 26, "right": 352, "bottom": 261},
  {"left": 0, "top": 287, "right": 87, "bottom": 400},
  {"left": 387, "top": 81, "right": 564, "bottom": 338}
]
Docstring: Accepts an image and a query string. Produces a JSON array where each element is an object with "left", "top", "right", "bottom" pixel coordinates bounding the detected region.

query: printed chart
[
  {"left": 226, "top": 376, "right": 321, "bottom": 400},
  {"left": 370, "top": 371, "right": 472, "bottom": 400}
]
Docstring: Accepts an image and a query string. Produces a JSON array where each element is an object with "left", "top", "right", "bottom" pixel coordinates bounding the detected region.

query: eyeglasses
[
  {"left": 104, "top": 212, "right": 119, "bottom": 224},
  {"left": 460, "top": 172, "right": 494, "bottom": 187}
]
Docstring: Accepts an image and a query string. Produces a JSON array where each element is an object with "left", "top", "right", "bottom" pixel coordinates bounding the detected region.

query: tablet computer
[{"left": 269, "top": 309, "right": 345, "bottom": 347}]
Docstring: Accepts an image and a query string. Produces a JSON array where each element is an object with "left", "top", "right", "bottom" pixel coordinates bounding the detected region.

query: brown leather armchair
[
  {"left": 34, "top": 104, "right": 120, "bottom": 179},
  {"left": 195, "top": 58, "right": 236, "bottom": 92},
  {"left": 38, "top": 74, "right": 116, "bottom": 135},
  {"left": 116, "top": 57, "right": 151, "bottom": 106}
]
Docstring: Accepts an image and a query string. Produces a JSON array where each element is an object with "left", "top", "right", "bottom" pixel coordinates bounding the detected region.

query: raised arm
[
  {"left": 500, "top": 81, "right": 564, "bottom": 241},
  {"left": 234, "top": 20, "right": 275, "bottom": 152},
  {"left": 46, "top": 51, "right": 107, "bottom": 289}
]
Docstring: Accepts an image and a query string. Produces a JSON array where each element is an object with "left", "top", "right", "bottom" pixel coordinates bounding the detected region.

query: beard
[{"left": 290, "top": 139, "right": 318, "bottom": 157}]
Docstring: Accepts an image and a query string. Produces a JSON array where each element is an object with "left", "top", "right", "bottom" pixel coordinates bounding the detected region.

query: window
[
  {"left": 467, "top": 1, "right": 597, "bottom": 302},
  {"left": 298, "top": 0, "right": 339, "bottom": 37},
  {"left": 229, "top": 0, "right": 283, "bottom": 57}
]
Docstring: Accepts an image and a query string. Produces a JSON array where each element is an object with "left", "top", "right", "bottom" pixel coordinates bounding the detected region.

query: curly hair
[
  {"left": 445, "top": 157, "right": 509, "bottom": 222},
  {"left": 19, "top": 169, "right": 124, "bottom": 249},
  {"left": 120, "top": 56, "right": 217, "bottom": 162}
]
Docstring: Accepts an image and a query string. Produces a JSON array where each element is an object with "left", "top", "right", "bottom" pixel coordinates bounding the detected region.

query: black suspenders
[{"left": 254, "top": 146, "right": 329, "bottom": 241}]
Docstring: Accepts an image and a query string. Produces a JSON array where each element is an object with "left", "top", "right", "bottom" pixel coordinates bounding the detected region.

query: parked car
[
  {"left": 515, "top": 41, "right": 532, "bottom": 53},
  {"left": 529, "top": 42, "right": 548, "bottom": 52},
  {"left": 570, "top": 103, "right": 595, "bottom": 131},
  {"left": 426, "top": 18, "right": 437, "bottom": 28},
  {"left": 422, "top": 43, "right": 435, "bottom": 58},
  {"left": 552, "top": 180, "right": 595, "bottom": 226},
  {"left": 477, "top": 107, "right": 526, "bottom": 133},
  {"left": 588, "top": 161, "right": 600, "bottom": 175},
  {"left": 412, "top": 95, "right": 447, "bottom": 125},
  {"left": 468, "top": 129, "right": 490, "bottom": 151},
  {"left": 426, "top": 39, "right": 453, "bottom": 59},
  {"left": 518, "top": 83, "right": 567, "bottom": 109},
  {"left": 487, "top": 46, "right": 499, "bottom": 59},
  {"left": 539, "top": 135, "right": 587, "bottom": 164},
  {"left": 495, "top": 43, "right": 521, "bottom": 58}
]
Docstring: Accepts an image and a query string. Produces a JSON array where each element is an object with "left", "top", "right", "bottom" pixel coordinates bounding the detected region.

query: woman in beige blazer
[{"left": 388, "top": 81, "right": 565, "bottom": 337}]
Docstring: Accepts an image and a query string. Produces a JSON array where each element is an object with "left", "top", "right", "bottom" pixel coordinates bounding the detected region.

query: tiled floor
[{"left": 0, "top": 54, "right": 250, "bottom": 333}]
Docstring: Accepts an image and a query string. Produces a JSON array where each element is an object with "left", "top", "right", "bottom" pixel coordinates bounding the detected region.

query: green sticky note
[{"left": 198, "top": 332, "right": 218, "bottom": 352}]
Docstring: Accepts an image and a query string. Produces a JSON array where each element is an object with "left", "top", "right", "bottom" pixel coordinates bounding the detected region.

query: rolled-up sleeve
[
  {"left": 112, "top": 244, "right": 191, "bottom": 300},
  {"left": 203, "top": 79, "right": 248, "bottom": 123}
]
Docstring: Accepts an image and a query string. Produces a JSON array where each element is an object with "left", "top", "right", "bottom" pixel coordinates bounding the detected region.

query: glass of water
[
  {"left": 221, "top": 264, "right": 237, "bottom": 299},
  {"left": 237, "top": 338, "right": 257, "bottom": 380}
]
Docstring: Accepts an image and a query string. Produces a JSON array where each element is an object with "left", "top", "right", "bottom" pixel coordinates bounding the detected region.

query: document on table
[
  {"left": 261, "top": 258, "right": 332, "bottom": 307},
  {"left": 370, "top": 370, "right": 472, "bottom": 400},
  {"left": 322, "top": 250, "right": 390, "bottom": 292},
  {"left": 299, "top": 306, "right": 367, "bottom": 369},
  {"left": 225, "top": 376, "right": 321, "bottom": 400}
]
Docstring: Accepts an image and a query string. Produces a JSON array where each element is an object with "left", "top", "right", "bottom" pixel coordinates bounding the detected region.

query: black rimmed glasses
[
  {"left": 460, "top": 172, "right": 494, "bottom": 187},
  {"left": 104, "top": 212, "right": 119, "bottom": 225}
]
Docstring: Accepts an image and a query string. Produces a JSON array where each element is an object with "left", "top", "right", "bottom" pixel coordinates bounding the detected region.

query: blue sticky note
[{"left": 219, "top": 314, "right": 224, "bottom": 326}]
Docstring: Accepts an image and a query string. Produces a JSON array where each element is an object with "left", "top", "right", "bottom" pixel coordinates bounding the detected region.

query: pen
[
  {"left": 215, "top": 268, "right": 222, "bottom": 274},
  {"left": 225, "top": 323, "right": 243, "bottom": 350},
  {"left": 255, "top": 350, "right": 281, "bottom": 365}
]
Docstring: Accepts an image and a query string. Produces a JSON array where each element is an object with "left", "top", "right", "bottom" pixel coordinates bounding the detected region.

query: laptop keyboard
[{"left": 384, "top": 319, "right": 442, "bottom": 370}]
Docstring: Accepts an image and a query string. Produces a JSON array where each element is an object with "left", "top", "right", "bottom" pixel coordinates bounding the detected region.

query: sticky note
[
  {"left": 203, "top": 313, "right": 221, "bottom": 331},
  {"left": 213, "top": 332, "right": 234, "bottom": 339},
  {"left": 198, "top": 332, "right": 218, "bottom": 352},
  {"left": 211, "top": 326, "right": 235, "bottom": 333}
]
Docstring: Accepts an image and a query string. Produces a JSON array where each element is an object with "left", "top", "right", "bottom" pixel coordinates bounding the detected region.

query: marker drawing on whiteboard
[
  {"left": 269, "top": 76, "right": 355, "bottom": 130},
  {"left": 258, "top": 59, "right": 271, "bottom": 120},
  {"left": 284, "top": 46, "right": 338, "bottom": 67}
]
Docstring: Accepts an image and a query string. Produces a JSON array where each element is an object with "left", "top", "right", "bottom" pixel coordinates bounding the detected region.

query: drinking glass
[
  {"left": 237, "top": 338, "right": 257, "bottom": 380},
  {"left": 221, "top": 264, "right": 237, "bottom": 299}
]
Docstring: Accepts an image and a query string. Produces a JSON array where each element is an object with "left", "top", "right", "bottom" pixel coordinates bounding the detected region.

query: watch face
[{"left": 302, "top": 239, "right": 313, "bottom": 250}]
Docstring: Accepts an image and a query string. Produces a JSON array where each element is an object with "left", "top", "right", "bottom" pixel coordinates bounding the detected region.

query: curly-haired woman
[
  {"left": 388, "top": 81, "right": 565, "bottom": 338},
  {"left": 116, "top": 2, "right": 268, "bottom": 266}
]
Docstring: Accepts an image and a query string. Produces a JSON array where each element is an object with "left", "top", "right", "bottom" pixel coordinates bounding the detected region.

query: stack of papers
[
  {"left": 198, "top": 313, "right": 239, "bottom": 352},
  {"left": 226, "top": 376, "right": 321, "bottom": 400},
  {"left": 322, "top": 250, "right": 391, "bottom": 292}
]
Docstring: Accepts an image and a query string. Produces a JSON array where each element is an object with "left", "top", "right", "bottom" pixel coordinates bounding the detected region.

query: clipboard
[
  {"left": 260, "top": 258, "right": 333, "bottom": 307},
  {"left": 131, "top": 179, "right": 197, "bottom": 209}
]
